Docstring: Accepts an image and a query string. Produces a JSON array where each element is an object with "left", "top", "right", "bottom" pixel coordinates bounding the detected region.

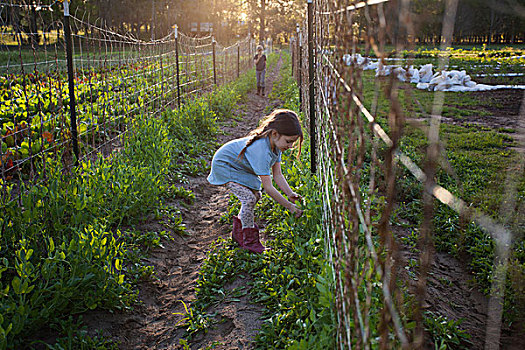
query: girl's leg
[
  {"left": 226, "top": 182, "right": 261, "bottom": 228},
  {"left": 260, "top": 69, "right": 266, "bottom": 88}
]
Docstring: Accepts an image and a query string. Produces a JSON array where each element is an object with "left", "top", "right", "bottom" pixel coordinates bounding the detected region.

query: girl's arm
[
  {"left": 261, "top": 175, "right": 302, "bottom": 217},
  {"left": 272, "top": 162, "right": 301, "bottom": 202}
]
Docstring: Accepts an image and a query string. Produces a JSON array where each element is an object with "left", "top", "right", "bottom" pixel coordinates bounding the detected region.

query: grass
[{"left": 0, "top": 47, "right": 66, "bottom": 70}]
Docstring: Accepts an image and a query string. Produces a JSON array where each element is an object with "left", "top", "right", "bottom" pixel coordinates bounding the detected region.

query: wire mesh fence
[
  {"left": 0, "top": 1, "right": 254, "bottom": 205},
  {"left": 293, "top": 0, "right": 524, "bottom": 348}
]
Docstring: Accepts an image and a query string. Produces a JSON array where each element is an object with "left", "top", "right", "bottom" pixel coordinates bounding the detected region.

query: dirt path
[
  {"left": 84, "top": 56, "right": 284, "bottom": 349},
  {"left": 395, "top": 228, "right": 523, "bottom": 349}
]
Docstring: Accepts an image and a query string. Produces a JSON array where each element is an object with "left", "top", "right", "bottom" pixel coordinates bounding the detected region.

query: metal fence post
[
  {"left": 212, "top": 38, "right": 217, "bottom": 85},
  {"left": 297, "top": 25, "right": 302, "bottom": 111},
  {"left": 174, "top": 25, "right": 181, "bottom": 108},
  {"left": 296, "top": 24, "right": 300, "bottom": 79},
  {"left": 291, "top": 36, "right": 295, "bottom": 77},
  {"left": 63, "top": 0, "right": 79, "bottom": 165},
  {"left": 237, "top": 43, "right": 240, "bottom": 78},
  {"left": 307, "top": 0, "right": 316, "bottom": 174}
]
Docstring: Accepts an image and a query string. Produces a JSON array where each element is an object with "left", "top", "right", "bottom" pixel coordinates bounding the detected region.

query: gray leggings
[{"left": 226, "top": 182, "right": 261, "bottom": 228}]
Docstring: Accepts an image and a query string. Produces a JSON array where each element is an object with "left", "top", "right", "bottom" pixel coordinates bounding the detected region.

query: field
[
  {"left": 361, "top": 46, "right": 525, "bottom": 348},
  {"left": 388, "top": 87, "right": 524, "bottom": 345},
  {"left": 0, "top": 28, "right": 524, "bottom": 350}
]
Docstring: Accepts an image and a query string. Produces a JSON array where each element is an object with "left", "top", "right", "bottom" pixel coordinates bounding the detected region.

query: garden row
[
  {"left": 180, "top": 50, "right": 492, "bottom": 349},
  {"left": 384, "top": 46, "right": 525, "bottom": 85},
  {"left": 0, "top": 57, "right": 256, "bottom": 348},
  {"left": 0, "top": 40, "right": 251, "bottom": 185},
  {"left": 176, "top": 51, "right": 336, "bottom": 349},
  {"left": 0, "top": 53, "right": 210, "bottom": 176}
]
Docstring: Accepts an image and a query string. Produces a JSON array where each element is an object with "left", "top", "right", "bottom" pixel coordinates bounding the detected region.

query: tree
[
  {"left": 242, "top": 0, "right": 304, "bottom": 44},
  {"left": 454, "top": 0, "right": 525, "bottom": 44},
  {"left": 410, "top": 0, "right": 525, "bottom": 44},
  {"left": 411, "top": 0, "right": 445, "bottom": 44}
]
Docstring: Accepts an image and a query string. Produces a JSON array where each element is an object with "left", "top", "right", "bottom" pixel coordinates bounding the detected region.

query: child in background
[
  {"left": 207, "top": 109, "right": 304, "bottom": 253},
  {"left": 254, "top": 45, "right": 267, "bottom": 96}
]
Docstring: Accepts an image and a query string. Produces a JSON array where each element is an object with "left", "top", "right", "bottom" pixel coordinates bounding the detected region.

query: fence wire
[
  {"left": 0, "top": 1, "right": 254, "bottom": 205},
  {"left": 293, "top": 0, "right": 524, "bottom": 348}
]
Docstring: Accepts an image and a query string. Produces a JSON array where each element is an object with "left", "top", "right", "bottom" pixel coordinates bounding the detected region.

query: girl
[{"left": 207, "top": 109, "right": 304, "bottom": 253}]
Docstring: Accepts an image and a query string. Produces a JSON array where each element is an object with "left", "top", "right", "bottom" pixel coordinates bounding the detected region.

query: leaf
[
  {"left": 48, "top": 238, "right": 55, "bottom": 253},
  {"left": 25, "top": 249, "right": 33, "bottom": 261},
  {"left": 20, "top": 147, "right": 29, "bottom": 158},
  {"left": 11, "top": 277, "right": 21, "bottom": 295},
  {"left": 20, "top": 281, "right": 29, "bottom": 294}
]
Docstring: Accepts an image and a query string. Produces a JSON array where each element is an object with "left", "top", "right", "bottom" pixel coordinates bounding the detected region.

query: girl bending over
[{"left": 207, "top": 109, "right": 304, "bottom": 253}]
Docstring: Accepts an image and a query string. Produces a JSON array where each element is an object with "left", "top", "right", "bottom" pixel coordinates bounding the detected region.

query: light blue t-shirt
[{"left": 207, "top": 136, "right": 281, "bottom": 191}]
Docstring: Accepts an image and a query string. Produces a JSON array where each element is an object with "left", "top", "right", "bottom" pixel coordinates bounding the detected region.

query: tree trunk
[
  {"left": 489, "top": 0, "right": 495, "bottom": 45},
  {"left": 259, "top": 0, "right": 265, "bottom": 44},
  {"left": 11, "top": 5, "right": 23, "bottom": 45},
  {"left": 30, "top": 5, "right": 39, "bottom": 47},
  {"left": 151, "top": 0, "right": 155, "bottom": 41}
]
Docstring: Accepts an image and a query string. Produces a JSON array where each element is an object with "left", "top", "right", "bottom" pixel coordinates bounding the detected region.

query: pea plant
[{"left": 0, "top": 63, "right": 253, "bottom": 348}]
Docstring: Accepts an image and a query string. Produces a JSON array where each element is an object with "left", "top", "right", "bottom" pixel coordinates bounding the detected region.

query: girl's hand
[
  {"left": 288, "top": 192, "right": 302, "bottom": 204},
  {"left": 290, "top": 204, "right": 303, "bottom": 218}
]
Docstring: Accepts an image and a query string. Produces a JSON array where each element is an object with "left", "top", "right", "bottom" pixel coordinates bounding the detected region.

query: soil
[
  {"left": 443, "top": 89, "right": 524, "bottom": 130},
  {"left": 81, "top": 57, "right": 284, "bottom": 349},
  {"left": 441, "top": 89, "right": 525, "bottom": 152},
  {"left": 395, "top": 224, "right": 525, "bottom": 349}
]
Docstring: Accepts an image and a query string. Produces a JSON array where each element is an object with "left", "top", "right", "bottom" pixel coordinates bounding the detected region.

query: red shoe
[
  {"left": 232, "top": 216, "right": 243, "bottom": 247},
  {"left": 242, "top": 227, "right": 265, "bottom": 254}
]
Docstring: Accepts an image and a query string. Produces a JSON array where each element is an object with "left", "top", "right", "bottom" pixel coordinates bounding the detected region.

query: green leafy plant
[
  {"left": 0, "top": 59, "right": 253, "bottom": 348},
  {"left": 174, "top": 300, "right": 216, "bottom": 337},
  {"left": 424, "top": 312, "right": 472, "bottom": 349}
]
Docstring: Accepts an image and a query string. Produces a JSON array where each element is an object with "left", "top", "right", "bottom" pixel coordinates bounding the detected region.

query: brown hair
[{"left": 238, "top": 109, "right": 303, "bottom": 159}]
